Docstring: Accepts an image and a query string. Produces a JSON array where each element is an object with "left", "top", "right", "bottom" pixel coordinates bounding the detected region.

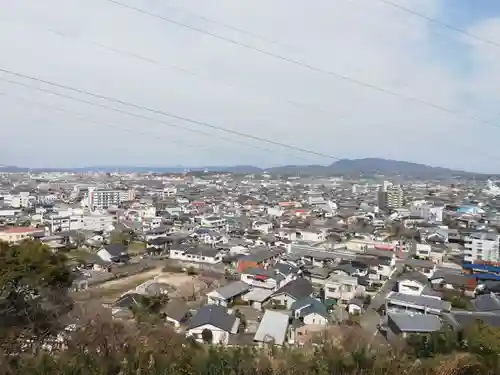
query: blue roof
[{"left": 463, "top": 263, "right": 500, "bottom": 273}]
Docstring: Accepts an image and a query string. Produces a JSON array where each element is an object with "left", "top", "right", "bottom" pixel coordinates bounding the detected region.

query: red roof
[{"left": 2, "top": 227, "right": 39, "bottom": 234}]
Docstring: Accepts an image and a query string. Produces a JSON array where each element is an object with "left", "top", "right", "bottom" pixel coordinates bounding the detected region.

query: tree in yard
[
  {"left": 109, "top": 230, "right": 131, "bottom": 246},
  {"left": 0, "top": 240, "right": 74, "bottom": 351},
  {"left": 130, "top": 294, "right": 170, "bottom": 324},
  {"left": 234, "top": 308, "right": 247, "bottom": 332},
  {"left": 201, "top": 328, "right": 213, "bottom": 344},
  {"left": 73, "top": 231, "right": 86, "bottom": 248}
]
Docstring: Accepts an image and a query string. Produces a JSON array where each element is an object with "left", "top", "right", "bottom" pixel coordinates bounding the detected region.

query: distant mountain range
[{"left": 0, "top": 158, "right": 494, "bottom": 178}]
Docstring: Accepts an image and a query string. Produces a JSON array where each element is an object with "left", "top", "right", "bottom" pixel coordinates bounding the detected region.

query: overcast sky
[{"left": 1, "top": 0, "right": 500, "bottom": 172}]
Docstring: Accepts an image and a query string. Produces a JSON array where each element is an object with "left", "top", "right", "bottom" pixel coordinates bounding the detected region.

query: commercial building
[{"left": 464, "top": 233, "right": 500, "bottom": 264}]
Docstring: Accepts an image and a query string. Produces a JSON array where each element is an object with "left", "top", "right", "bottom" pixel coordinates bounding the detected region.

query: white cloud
[{"left": 0, "top": 0, "right": 499, "bottom": 172}]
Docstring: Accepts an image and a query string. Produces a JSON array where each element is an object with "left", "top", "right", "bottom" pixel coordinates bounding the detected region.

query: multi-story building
[
  {"left": 378, "top": 185, "right": 404, "bottom": 210},
  {"left": 43, "top": 211, "right": 116, "bottom": 234},
  {"left": 410, "top": 200, "right": 444, "bottom": 222},
  {"left": 464, "top": 233, "right": 500, "bottom": 264},
  {"left": 87, "top": 188, "right": 135, "bottom": 210}
]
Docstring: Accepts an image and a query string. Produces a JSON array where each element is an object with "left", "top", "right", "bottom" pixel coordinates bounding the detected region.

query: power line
[
  {"left": 3, "top": 72, "right": 498, "bottom": 171},
  {"left": 100, "top": 0, "right": 500, "bottom": 132},
  {"left": 371, "top": 0, "right": 500, "bottom": 49},
  {"left": 0, "top": 90, "right": 294, "bottom": 167},
  {"left": 0, "top": 68, "right": 339, "bottom": 160},
  {"left": 0, "top": 90, "right": 210, "bottom": 150},
  {"left": 38, "top": 27, "right": 338, "bottom": 118},
  {"left": 159, "top": 2, "right": 295, "bottom": 51}
]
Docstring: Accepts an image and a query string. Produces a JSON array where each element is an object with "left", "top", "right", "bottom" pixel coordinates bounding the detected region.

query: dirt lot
[{"left": 73, "top": 270, "right": 216, "bottom": 305}]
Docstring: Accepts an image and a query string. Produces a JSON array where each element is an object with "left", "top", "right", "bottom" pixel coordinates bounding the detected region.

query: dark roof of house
[
  {"left": 103, "top": 243, "right": 127, "bottom": 256},
  {"left": 211, "top": 281, "right": 250, "bottom": 300},
  {"left": 429, "top": 271, "right": 468, "bottom": 287},
  {"left": 186, "top": 305, "right": 237, "bottom": 332},
  {"left": 473, "top": 293, "right": 500, "bottom": 312},
  {"left": 162, "top": 300, "right": 190, "bottom": 322},
  {"left": 271, "top": 278, "right": 313, "bottom": 300},
  {"left": 404, "top": 258, "right": 435, "bottom": 269},
  {"left": 113, "top": 293, "right": 142, "bottom": 309},
  {"left": 290, "top": 297, "right": 329, "bottom": 319},
  {"left": 388, "top": 312, "right": 442, "bottom": 333},
  {"left": 444, "top": 310, "right": 500, "bottom": 329}
]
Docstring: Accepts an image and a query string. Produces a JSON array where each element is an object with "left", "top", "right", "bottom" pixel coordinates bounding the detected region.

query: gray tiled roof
[
  {"left": 211, "top": 281, "right": 250, "bottom": 299},
  {"left": 271, "top": 278, "right": 313, "bottom": 300},
  {"left": 186, "top": 305, "right": 237, "bottom": 332},
  {"left": 388, "top": 312, "right": 442, "bottom": 332},
  {"left": 387, "top": 292, "right": 451, "bottom": 313}
]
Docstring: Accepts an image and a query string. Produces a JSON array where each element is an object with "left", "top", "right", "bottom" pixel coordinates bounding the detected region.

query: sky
[{"left": 1, "top": 0, "right": 500, "bottom": 172}]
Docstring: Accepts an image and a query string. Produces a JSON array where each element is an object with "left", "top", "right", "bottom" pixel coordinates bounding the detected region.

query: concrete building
[
  {"left": 378, "top": 185, "right": 404, "bottom": 210},
  {"left": 464, "top": 233, "right": 500, "bottom": 264},
  {"left": 410, "top": 200, "right": 443, "bottom": 222},
  {"left": 87, "top": 188, "right": 135, "bottom": 210}
]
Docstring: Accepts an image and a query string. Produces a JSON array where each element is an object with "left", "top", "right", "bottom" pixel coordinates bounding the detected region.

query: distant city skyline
[{"left": 1, "top": 0, "right": 500, "bottom": 173}]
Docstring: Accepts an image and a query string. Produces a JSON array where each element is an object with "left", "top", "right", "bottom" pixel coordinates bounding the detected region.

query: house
[
  {"left": 236, "top": 248, "right": 285, "bottom": 272},
  {"left": 242, "top": 288, "right": 274, "bottom": 310},
  {"left": 397, "top": 272, "right": 429, "bottom": 296},
  {"left": 412, "top": 243, "right": 445, "bottom": 264},
  {"left": 192, "top": 228, "right": 228, "bottom": 245},
  {"left": 162, "top": 300, "right": 190, "bottom": 329},
  {"left": 240, "top": 268, "right": 283, "bottom": 291},
  {"left": 304, "top": 266, "right": 331, "bottom": 285},
  {"left": 207, "top": 281, "right": 251, "bottom": 307},
  {"left": 97, "top": 244, "right": 130, "bottom": 263},
  {"left": 385, "top": 312, "right": 442, "bottom": 338},
  {"left": 290, "top": 297, "right": 329, "bottom": 325},
  {"left": 385, "top": 292, "right": 451, "bottom": 315},
  {"left": 269, "top": 278, "right": 313, "bottom": 309},
  {"left": 169, "top": 245, "right": 225, "bottom": 264},
  {"left": 254, "top": 310, "right": 290, "bottom": 346},
  {"left": 429, "top": 271, "right": 470, "bottom": 293},
  {"left": 200, "top": 216, "right": 226, "bottom": 229},
  {"left": 324, "top": 274, "right": 362, "bottom": 305},
  {"left": 111, "top": 293, "right": 143, "bottom": 315},
  {"left": 0, "top": 226, "right": 44, "bottom": 243},
  {"left": 404, "top": 258, "right": 436, "bottom": 278},
  {"left": 253, "top": 221, "right": 273, "bottom": 234},
  {"left": 186, "top": 305, "right": 240, "bottom": 345},
  {"left": 346, "top": 297, "right": 365, "bottom": 315}
]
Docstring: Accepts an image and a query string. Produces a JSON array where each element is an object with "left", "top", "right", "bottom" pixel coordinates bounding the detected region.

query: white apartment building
[
  {"left": 410, "top": 200, "right": 443, "bottom": 222},
  {"left": 465, "top": 233, "right": 500, "bottom": 264},
  {"left": 43, "top": 210, "right": 116, "bottom": 233},
  {"left": 87, "top": 187, "right": 135, "bottom": 210},
  {"left": 1, "top": 192, "right": 35, "bottom": 208}
]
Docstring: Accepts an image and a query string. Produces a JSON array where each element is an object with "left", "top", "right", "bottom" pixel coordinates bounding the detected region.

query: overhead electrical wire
[
  {"left": 2, "top": 70, "right": 498, "bottom": 170},
  {"left": 159, "top": 2, "right": 295, "bottom": 51},
  {"left": 0, "top": 75, "right": 317, "bottom": 164},
  {"left": 0, "top": 91, "right": 296, "bottom": 168},
  {"left": 370, "top": 0, "right": 500, "bottom": 49},
  {"left": 100, "top": 0, "right": 500, "bottom": 131},
  {"left": 38, "top": 27, "right": 338, "bottom": 118},
  {"left": 0, "top": 91, "right": 213, "bottom": 151},
  {"left": 0, "top": 68, "right": 339, "bottom": 160}
]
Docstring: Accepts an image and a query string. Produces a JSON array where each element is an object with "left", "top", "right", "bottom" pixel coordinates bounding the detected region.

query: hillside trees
[{"left": 0, "top": 240, "right": 74, "bottom": 350}]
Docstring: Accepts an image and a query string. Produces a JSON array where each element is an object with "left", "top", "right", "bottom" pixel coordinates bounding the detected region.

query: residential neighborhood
[{"left": 1, "top": 170, "right": 500, "bottom": 348}]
